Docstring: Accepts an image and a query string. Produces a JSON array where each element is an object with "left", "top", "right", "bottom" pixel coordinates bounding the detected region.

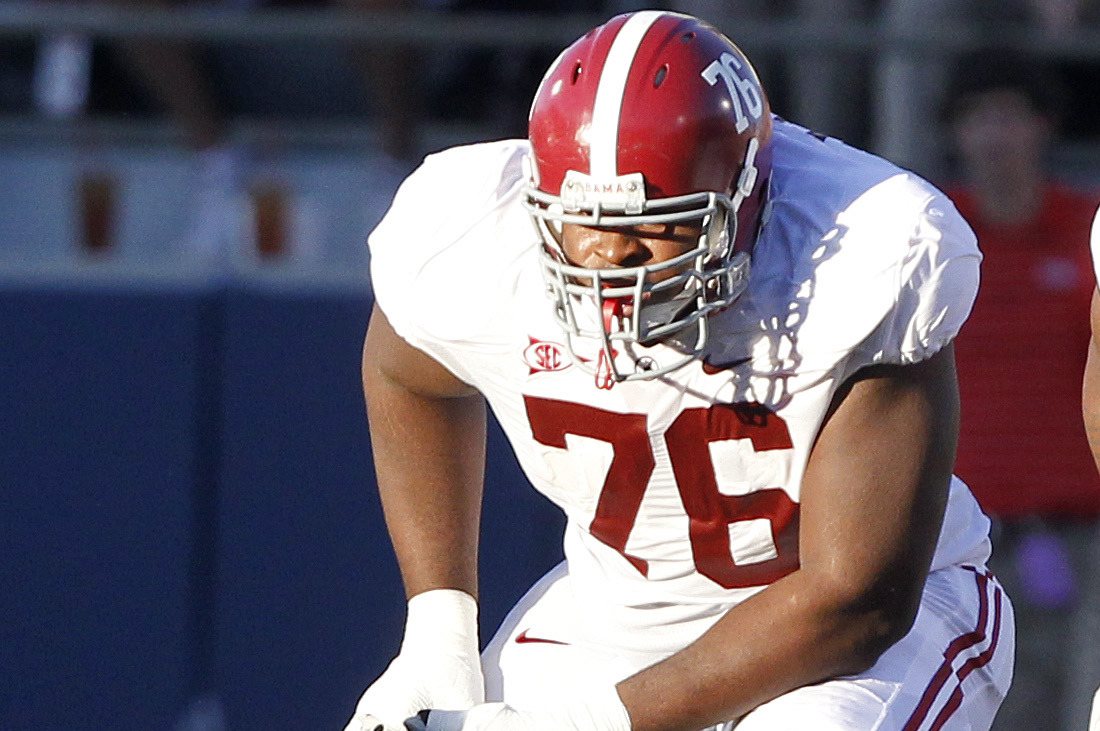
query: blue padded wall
[
  {"left": 0, "top": 287, "right": 199, "bottom": 731},
  {"left": 0, "top": 282, "right": 566, "bottom": 730},
  {"left": 212, "top": 287, "right": 565, "bottom": 731},
  {"left": 212, "top": 288, "right": 397, "bottom": 731}
]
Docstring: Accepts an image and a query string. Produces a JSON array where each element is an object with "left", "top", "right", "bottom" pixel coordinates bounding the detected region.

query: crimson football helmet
[{"left": 523, "top": 10, "right": 773, "bottom": 382}]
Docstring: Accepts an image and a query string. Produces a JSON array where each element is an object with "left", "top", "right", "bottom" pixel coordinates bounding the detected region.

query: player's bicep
[
  {"left": 361, "top": 303, "right": 486, "bottom": 497},
  {"left": 798, "top": 345, "right": 958, "bottom": 621},
  {"left": 363, "top": 304, "right": 478, "bottom": 400}
]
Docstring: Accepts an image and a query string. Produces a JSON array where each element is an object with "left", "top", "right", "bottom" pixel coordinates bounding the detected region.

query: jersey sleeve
[
  {"left": 859, "top": 190, "right": 981, "bottom": 365},
  {"left": 1091, "top": 201, "right": 1100, "bottom": 285},
  {"left": 367, "top": 140, "right": 530, "bottom": 380}
]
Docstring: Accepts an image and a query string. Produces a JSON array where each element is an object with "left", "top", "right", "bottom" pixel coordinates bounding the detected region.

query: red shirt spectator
[{"left": 949, "top": 182, "right": 1100, "bottom": 519}]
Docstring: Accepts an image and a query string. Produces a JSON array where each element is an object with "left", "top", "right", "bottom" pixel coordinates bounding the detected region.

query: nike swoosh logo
[{"left": 515, "top": 629, "right": 568, "bottom": 645}]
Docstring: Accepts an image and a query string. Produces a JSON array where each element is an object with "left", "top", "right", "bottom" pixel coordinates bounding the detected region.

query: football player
[
  {"left": 1086, "top": 206, "right": 1100, "bottom": 731},
  {"left": 1087, "top": 204, "right": 1100, "bottom": 482},
  {"left": 346, "top": 10, "right": 1014, "bottom": 731}
]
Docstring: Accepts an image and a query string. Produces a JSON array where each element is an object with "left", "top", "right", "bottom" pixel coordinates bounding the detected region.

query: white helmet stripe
[{"left": 589, "top": 10, "right": 664, "bottom": 178}]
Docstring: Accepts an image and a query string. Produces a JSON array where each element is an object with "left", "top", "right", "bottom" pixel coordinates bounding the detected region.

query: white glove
[
  {"left": 406, "top": 684, "right": 631, "bottom": 731},
  {"left": 344, "top": 589, "right": 484, "bottom": 731}
]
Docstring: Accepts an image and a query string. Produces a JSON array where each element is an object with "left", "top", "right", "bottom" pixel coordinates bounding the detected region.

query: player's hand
[
  {"left": 344, "top": 589, "right": 484, "bottom": 731},
  {"left": 403, "top": 686, "right": 631, "bottom": 731}
]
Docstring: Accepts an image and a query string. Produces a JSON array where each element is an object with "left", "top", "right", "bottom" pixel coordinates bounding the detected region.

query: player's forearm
[
  {"left": 1084, "top": 341, "right": 1100, "bottom": 475},
  {"left": 366, "top": 375, "right": 487, "bottom": 600},
  {"left": 616, "top": 569, "right": 910, "bottom": 731},
  {"left": 617, "top": 358, "right": 947, "bottom": 731},
  {"left": 1086, "top": 291, "right": 1100, "bottom": 475}
]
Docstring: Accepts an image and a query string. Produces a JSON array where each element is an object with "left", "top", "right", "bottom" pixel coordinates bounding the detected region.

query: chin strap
[{"left": 595, "top": 348, "right": 617, "bottom": 390}]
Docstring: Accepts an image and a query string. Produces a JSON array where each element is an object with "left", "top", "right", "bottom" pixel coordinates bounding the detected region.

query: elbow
[
  {"left": 845, "top": 605, "right": 918, "bottom": 674},
  {"left": 818, "top": 574, "right": 924, "bottom": 675}
]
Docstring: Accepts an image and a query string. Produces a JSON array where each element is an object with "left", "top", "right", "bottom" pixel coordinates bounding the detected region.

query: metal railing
[
  {"left": 5, "top": 4, "right": 1100, "bottom": 166},
  {"left": 4, "top": 5, "right": 1100, "bottom": 284},
  {"left": 4, "top": 4, "right": 1100, "bottom": 54}
]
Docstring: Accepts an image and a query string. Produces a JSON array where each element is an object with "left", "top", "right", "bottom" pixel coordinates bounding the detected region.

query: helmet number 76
[{"left": 701, "top": 52, "right": 765, "bottom": 134}]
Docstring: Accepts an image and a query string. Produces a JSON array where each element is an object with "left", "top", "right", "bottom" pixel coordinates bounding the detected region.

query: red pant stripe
[{"left": 903, "top": 566, "right": 1002, "bottom": 731}]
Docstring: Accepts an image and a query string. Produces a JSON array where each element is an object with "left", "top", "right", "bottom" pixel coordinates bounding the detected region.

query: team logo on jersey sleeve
[{"left": 524, "top": 337, "right": 571, "bottom": 374}]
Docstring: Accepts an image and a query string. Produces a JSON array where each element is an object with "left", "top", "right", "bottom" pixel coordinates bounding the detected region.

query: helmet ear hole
[
  {"left": 571, "top": 62, "right": 583, "bottom": 84},
  {"left": 654, "top": 64, "right": 669, "bottom": 88}
]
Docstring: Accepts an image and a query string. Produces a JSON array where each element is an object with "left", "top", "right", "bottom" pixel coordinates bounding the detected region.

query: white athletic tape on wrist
[{"left": 402, "top": 588, "right": 480, "bottom": 657}]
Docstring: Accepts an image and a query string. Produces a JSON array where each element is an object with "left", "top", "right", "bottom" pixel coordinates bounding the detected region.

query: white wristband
[{"left": 402, "top": 588, "right": 480, "bottom": 658}]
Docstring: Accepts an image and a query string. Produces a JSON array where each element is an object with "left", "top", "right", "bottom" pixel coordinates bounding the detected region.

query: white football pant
[{"left": 483, "top": 562, "right": 1014, "bottom": 731}]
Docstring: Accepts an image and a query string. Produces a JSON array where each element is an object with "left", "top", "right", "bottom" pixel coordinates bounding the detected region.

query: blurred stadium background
[{"left": 2, "top": 2, "right": 1100, "bottom": 730}]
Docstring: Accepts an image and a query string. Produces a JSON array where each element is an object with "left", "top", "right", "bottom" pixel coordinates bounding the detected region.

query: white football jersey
[
  {"left": 1092, "top": 201, "right": 1100, "bottom": 283},
  {"left": 370, "top": 118, "right": 992, "bottom": 656}
]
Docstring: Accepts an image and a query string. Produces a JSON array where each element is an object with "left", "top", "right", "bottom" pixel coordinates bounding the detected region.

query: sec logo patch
[{"left": 524, "top": 337, "right": 571, "bottom": 375}]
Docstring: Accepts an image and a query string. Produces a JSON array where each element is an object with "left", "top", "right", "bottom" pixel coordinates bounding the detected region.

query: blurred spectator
[
  {"left": 337, "top": 0, "right": 422, "bottom": 162},
  {"left": 51, "top": 0, "right": 424, "bottom": 261},
  {"left": 1022, "top": 0, "right": 1100, "bottom": 143},
  {"left": 100, "top": 0, "right": 227, "bottom": 152},
  {"left": 944, "top": 51, "right": 1100, "bottom": 731},
  {"left": 423, "top": 0, "right": 608, "bottom": 140},
  {"left": 93, "top": 0, "right": 241, "bottom": 260},
  {"left": 978, "top": 0, "right": 1100, "bottom": 146},
  {"left": 97, "top": 0, "right": 421, "bottom": 162},
  {"left": 665, "top": 0, "right": 780, "bottom": 109},
  {"left": 877, "top": 0, "right": 1100, "bottom": 179}
]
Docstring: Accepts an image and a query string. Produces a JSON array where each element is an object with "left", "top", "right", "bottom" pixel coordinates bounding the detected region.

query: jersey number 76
[{"left": 525, "top": 396, "right": 800, "bottom": 589}]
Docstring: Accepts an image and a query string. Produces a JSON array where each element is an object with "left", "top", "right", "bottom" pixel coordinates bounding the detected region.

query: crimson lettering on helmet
[{"left": 701, "top": 52, "right": 765, "bottom": 134}]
